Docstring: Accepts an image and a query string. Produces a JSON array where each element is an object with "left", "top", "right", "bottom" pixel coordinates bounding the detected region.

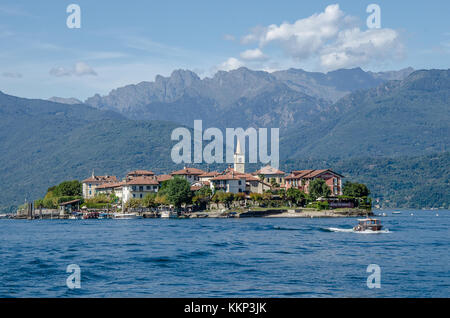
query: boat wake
[{"left": 325, "top": 227, "right": 390, "bottom": 234}]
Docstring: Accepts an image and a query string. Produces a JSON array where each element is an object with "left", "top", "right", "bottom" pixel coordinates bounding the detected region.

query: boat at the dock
[
  {"left": 69, "top": 212, "right": 83, "bottom": 220},
  {"left": 160, "top": 211, "right": 178, "bottom": 219},
  {"left": 113, "top": 213, "right": 140, "bottom": 219},
  {"left": 83, "top": 211, "right": 100, "bottom": 219},
  {"left": 353, "top": 218, "right": 383, "bottom": 232}
]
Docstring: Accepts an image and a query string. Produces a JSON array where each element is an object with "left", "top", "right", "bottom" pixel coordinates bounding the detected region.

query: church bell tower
[{"left": 233, "top": 139, "right": 245, "bottom": 173}]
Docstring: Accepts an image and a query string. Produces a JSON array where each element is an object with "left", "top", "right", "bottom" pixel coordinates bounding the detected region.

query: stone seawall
[{"left": 264, "top": 208, "right": 372, "bottom": 218}]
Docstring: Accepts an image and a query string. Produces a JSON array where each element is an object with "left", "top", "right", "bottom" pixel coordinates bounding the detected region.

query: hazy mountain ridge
[
  {"left": 84, "top": 67, "right": 414, "bottom": 127},
  {"left": 282, "top": 69, "right": 450, "bottom": 159},
  {"left": 48, "top": 97, "right": 83, "bottom": 105}
]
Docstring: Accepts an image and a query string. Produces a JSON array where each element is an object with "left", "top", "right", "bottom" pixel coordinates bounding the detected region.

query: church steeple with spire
[{"left": 233, "top": 138, "right": 245, "bottom": 173}]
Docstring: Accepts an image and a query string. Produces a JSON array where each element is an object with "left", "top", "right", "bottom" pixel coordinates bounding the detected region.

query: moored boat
[
  {"left": 160, "top": 211, "right": 178, "bottom": 219},
  {"left": 113, "top": 213, "right": 140, "bottom": 219},
  {"left": 83, "top": 211, "right": 100, "bottom": 219}
]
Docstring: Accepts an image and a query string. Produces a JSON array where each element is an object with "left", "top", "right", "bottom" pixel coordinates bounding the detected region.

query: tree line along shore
[{"left": 16, "top": 177, "right": 372, "bottom": 219}]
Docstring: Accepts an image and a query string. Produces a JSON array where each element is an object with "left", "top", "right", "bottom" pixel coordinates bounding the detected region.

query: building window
[
  {"left": 140, "top": 194, "right": 143, "bottom": 198},
  {"left": 133, "top": 194, "right": 136, "bottom": 198},
  {"left": 139, "top": 186, "right": 143, "bottom": 191},
  {"left": 89, "top": 184, "right": 91, "bottom": 188}
]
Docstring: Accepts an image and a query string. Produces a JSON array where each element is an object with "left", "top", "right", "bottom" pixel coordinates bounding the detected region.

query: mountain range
[
  {"left": 0, "top": 66, "right": 448, "bottom": 211},
  {"left": 83, "top": 67, "right": 414, "bottom": 129}
]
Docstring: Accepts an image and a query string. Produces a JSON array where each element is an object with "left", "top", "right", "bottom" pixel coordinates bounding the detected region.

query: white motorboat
[
  {"left": 113, "top": 213, "right": 140, "bottom": 219},
  {"left": 160, "top": 211, "right": 178, "bottom": 219}
]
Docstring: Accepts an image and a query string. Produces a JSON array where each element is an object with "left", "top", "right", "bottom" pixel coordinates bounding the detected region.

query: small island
[{"left": 16, "top": 143, "right": 372, "bottom": 220}]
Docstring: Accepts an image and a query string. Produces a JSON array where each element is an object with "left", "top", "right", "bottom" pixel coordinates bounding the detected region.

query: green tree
[
  {"left": 218, "top": 192, "right": 234, "bottom": 208},
  {"left": 159, "top": 177, "right": 192, "bottom": 209},
  {"left": 193, "top": 187, "right": 212, "bottom": 210},
  {"left": 286, "top": 188, "right": 306, "bottom": 206},
  {"left": 142, "top": 193, "right": 157, "bottom": 208},
  {"left": 308, "top": 179, "right": 331, "bottom": 200},
  {"left": 155, "top": 194, "right": 169, "bottom": 207},
  {"left": 250, "top": 192, "right": 263, "bottom": 204},
  {"left": 343, "top": 181, "right": 370, "bottom": 198},
  {"left": 234, "top": 192, "right": 246, "bottom": 202},
  {"left": 195, "top": 186, "right": 212, "bottom": 198},
  {"left": 55, "top": 180, "right": 82, "bottom": 197},
  {"left": 125, "top": 198, "right": 142, "bottom": 209}
]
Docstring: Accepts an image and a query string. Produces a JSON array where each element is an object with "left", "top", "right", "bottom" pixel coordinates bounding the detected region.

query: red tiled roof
[
  {"left": 125, "top": 177, "right": 159, "bottom": 186},
  {"left": 82, "top": 175, "right": 117, "bottom": 184},
  {"left": 127, "top": 170, "right": 155, "bottom": 176},
  {"left": 199, "top": 171, "right": 220, "bottom": 177},
  {"left": 96, "top": 181, "right": 125, "bottom": 189},
  {"left": 291, "top": 170, "right": 315, "bottom": 177},
  {"left": 244, "top": 174, "right": 260, "bottom": 181},
  {"left": 254, "top": 165, "right": 285, "bottom": 175},
  {"left": 171, "top": 167, "right": 206, "bottom": 176},
  {"left": 210, "top": 173, "right": 245, "bottom": 181},
  {"left": 286, "top": 169, "right": 344, "bottom": 179},
  {"left": 59, "top": 199, "right": 81, "bottom": 206},
  {"left": 156, "top": 174, "right": 172, "bottom": 182}
]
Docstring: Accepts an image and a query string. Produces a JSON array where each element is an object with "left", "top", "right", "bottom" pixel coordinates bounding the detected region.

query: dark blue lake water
[{"left": 0, "top": 210, "right": 448, "bottom": 298}]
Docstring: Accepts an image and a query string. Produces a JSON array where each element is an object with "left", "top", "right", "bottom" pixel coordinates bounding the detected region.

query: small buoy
[
  {"left": 436, "top": 214, "right": 439, "bottom": 216},
  {"left": 411, "top": 213, "right": 414, "bottom": 216}
]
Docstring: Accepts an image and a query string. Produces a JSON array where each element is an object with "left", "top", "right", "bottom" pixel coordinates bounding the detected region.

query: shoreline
[{"left": 190, "top": 208, "right": 372, "bottom": 219}]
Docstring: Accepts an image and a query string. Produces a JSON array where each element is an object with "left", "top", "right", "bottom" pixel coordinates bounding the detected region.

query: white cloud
[
  {"left": 240, "top": 48, "right": 268, "bottom": 61},
  {"left": 49, "top": 67, "right": 72, "bottom": 77},
  {"left": 50, "top": 62, "right": 97, "bottom": 77},
  {"left": 241, "top": 4, "right": 403, "bottom": 70},
  {"left": 74, "top": 62, "right": 97, "bottom": 76},
  {"left": 320, "top": 28, "right": 403, "bottom": 69},
  {"left": 218, "top": 57, "right": 244, "bottom": 71},
  {"left": 223, "top": 34, "right": 236, "bottom": 41}
]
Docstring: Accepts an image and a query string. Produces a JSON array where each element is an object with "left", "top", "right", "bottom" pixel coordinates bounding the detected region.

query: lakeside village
[{"left": 16, "top": 140, "right": 372, "bottom": 220}]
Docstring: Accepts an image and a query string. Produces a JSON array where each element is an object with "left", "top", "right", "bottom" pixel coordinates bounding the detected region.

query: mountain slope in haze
[
  {"left": 272, "top": 67, "right": 414, "bottom": 102},
  {"left": 85, "top": 67, "right": 413, "bottom": 128},
  {"left": 48, "top": 97, "right": 84, "bottom": 105},
  {"left": 0, "top": 92, "right": 182, "bottom": 211},
  {"left": 86, "top": 67, "right": 332, "bottom": 129},
  {"left": 282, "top": 69, "right": 450, "bottom": 159}
]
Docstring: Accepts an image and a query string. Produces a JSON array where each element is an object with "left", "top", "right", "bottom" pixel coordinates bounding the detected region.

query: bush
[{"left": 307, "top": 201, "right": 330, "bottom": 210}]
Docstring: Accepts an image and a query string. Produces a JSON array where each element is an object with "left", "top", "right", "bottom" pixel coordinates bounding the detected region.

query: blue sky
[{"left": 0, "top": 0, "right": 449, "bottom": 100}]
